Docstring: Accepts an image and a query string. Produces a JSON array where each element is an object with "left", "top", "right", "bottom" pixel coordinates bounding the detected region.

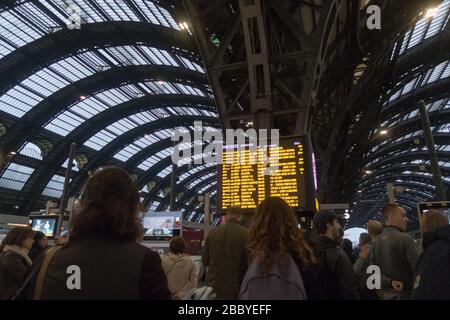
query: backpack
[{"left": 239, "top": 254, "right": 307, "bottom": 300}]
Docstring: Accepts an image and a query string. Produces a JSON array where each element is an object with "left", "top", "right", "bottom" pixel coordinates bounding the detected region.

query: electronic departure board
[{"left": 218, "top": 135, "right": 319, "bottom": 216}]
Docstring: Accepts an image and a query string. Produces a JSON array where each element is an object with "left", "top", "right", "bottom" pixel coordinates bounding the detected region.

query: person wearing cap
[{"left": 312, "top": 211, "right": 360, "bottom": 300}]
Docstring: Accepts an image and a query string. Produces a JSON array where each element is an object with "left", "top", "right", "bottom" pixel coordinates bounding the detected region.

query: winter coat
[
  {"left": 161, "top": 253, "right": 197, "bottom": 299},
  {"left": 28, "top": 246, "right": 45, "bottom": 262},
  {"left": 412, "top": 225, "right": 450, "bottom": 300},
  {"left": 313, "top": 235, "right": 360, "bottom": 300},
  {"left": 0, "top": 245, "right": 32, "bottom": 300},
  {"left": 369, "top": 226, "right": 418, "bottom": 300},
  {"left": 202, "top": 218, "right": 249, "bottom": 299},
  {"left": 25, "top": 234, "right": 172, "bottom": 300}
]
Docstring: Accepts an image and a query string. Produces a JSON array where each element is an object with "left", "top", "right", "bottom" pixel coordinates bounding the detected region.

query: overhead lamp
[
  {"left": 158, "top": 81, "right": 165, "bottom": 85},
  {"left": 425, "top": 7, "right": 439, "bottom": 18},
  {"left": 365, "top": 170, "right": 372, "bottom": 175},
  {"left": 358, "top": 190, "right": 362, "bottom": 193},
  {"left": 9, "top": 151, "right": 16, "bottom": 155},
  {"left": 80, "top": 95, "right": 87, "bottom": 100},
  {"left": 178, "top": 22, "right": 189, "bottom": 30},
  {"left": 380, "top": 129, "right": 388, "bottom": 135},
  {"left": 8, "top": 223, "right": 28, "bottom": 227}
]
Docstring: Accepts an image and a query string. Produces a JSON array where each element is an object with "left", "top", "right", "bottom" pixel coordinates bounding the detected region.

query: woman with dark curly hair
[
  {"left": 26, "top": 166, "right": 171, "bottom": 300},
  {"left": 239, "top": 197, "right": 326, "bottom": 300}
]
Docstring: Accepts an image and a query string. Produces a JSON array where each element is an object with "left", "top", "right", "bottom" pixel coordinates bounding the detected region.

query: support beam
[{"left": 418, "top": 100, "right": 447, "bottom": 201}]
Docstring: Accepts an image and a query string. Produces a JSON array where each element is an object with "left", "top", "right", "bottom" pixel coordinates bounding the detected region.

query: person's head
[
  {"left": 342, "top": 238, "right": 353, "bottom": 253},
  {"left": 226, "top": 206, "right": 243, "bottom": 223},
  {"left": 381, "top": 203, "right": 409, "bottom": 231},
  {"left": 0, "top": 227, "right": 35, "bottom": 252},
  {"left": 313, "top": 211, "right": 342, "bottom": 241},
  {"left": 367, "top": 220, "right": 383, "bottom": 240},
  {"left": 358, "top": 232, "right": 372, "bottom": 247},
  {"left": 169, "top": 236, "right": 186, "bottom": 255},
  {"left": 70, "top": 166, "right": 143, "bottom": 241},
  {"left": 421, "top": 210, "right": 449, "bottom": 233},
  {"left": 32, "top": 231, "right": 48, "bottom": 249},
  {"left": 247, "top": 197, "right": 316, "bottom": 274}
]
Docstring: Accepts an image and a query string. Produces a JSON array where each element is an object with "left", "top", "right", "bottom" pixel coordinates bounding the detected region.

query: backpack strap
[{"left": 33, "top": 245, "right": 62, "bottom": 300}]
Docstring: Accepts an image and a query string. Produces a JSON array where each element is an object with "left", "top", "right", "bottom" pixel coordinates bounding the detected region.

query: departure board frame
[{"left": 217, "top": 135, "right": 319, "bottom": 216}]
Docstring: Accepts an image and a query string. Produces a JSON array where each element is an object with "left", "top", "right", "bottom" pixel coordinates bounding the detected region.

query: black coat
[
  {"left": 25, "top": 235, "right": 172, "bottom": 300},
  {"left": 28, "top": 246, "right": 44, "bottom": 262},
  {"left": 312, "top": 236, "right": 360, "bottom": 300},
  {"left": 0, "top": 250, "right": 31, "bottom": 300},
  {"left": 412, "top": 225, "right": 450, "bottom": 300}
]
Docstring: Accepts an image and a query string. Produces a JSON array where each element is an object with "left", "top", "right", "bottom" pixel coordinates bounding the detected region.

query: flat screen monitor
[
  {"left": 142, "top": 211, "right": 182, "bottom": 241},
  {"left": 417, "top": 201, "right": 450, "bottom": 228},
  {"left": 29, "top": 215, "right": 59, "bottom": 239}
]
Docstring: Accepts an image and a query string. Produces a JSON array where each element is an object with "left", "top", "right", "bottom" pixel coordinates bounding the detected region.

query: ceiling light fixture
[{"left": 425, "top": 7, "right": 439, "bottom": 18}]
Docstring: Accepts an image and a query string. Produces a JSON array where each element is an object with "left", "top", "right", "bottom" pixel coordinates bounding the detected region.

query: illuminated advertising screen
[
  {"left": 142, "top": 211, "right": 182, "bottom": 241},
  {"left": 218, "top": 135, "right": 318, "bottom": 216},
  {"left": 29, "top": 215, "right": 59, "bottom": 239}
]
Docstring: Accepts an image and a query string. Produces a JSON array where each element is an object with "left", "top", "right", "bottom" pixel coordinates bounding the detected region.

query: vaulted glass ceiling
[
  {"left": 0, "top": 0, "right": 219, "bottom": 219},
  {"left": 353, "top": 0, "right": 450, "bottom": 227}
]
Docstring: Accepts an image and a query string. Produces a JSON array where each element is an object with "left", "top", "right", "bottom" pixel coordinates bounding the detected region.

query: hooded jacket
[
  {"left": 0, "top": 245, "right": 32, "bottom": 300},
  {"left": 412, "top": 225, "right": 450, "bottom": 300},
  {"left": 161, "top": 253, "right": 197, "bottom": 299}
]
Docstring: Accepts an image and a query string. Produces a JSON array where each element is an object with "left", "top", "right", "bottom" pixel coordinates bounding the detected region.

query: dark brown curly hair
[
  {"left": 70, "top": 166, "right": 143, "bottom": 241},
  {"left": 247, "top": 197, "right": 317, "bottom": 274}
]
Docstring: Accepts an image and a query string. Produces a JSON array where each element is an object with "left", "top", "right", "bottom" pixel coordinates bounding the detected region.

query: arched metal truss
[
  {"left": 348, "top": 0, "right": 450, "bottom": 229},
  {"left": 0, "top": 0, "right": 220, "bottom": 219}
]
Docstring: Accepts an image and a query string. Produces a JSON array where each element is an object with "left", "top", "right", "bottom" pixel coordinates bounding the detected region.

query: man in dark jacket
[
  {"left": 202, "top": 207, "right": 249, "bottom": 299},
  {"left": 369, "top": 203, "right": 418, "bottom": 300},
  {"left": 312, "top": 211, "right": 360, "bottom": 300},
  {"left": 412, "top": 224, "right": 450, "bottom": 299}
]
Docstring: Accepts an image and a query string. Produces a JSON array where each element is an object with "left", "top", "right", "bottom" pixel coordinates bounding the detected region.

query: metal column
[
  {"left": 56, "top": 142, "right": 76, "bottom": 235},
  {"left": 239, "top": 0, "right": 273, "bottom": 130},
  {"left": 418, "top": 100, "right": 447, "bottom": 201},
  {"left": 170, "top": 141, "right": 178, "bottom": 211},
  {"left": 203, "top": 192, "right": 211, "bottom": 239}
]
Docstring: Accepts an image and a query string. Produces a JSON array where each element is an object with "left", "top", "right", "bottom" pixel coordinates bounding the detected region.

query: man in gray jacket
[
  {"left": 202, "top": 208, "right": 249, "bottom": 299},
  {"left": 370, "top": 203, "right": 418, "bottom": 300}
]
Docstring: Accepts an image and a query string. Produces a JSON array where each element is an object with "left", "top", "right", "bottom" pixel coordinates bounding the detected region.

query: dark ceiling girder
[
  {"left": 359, "top": 172, "right": 447, "bottom": 191},
  {"left": 122, "top": 128, "right": 213, "bottom": 171},
  {"left": 71, "top": 115, "right": 219, "bottom": 196},
  {"left": 184, "top": 184, "right": 216, "bottom": 220},
  {"left": 0, "top": 21, "right": 199, "bottom": 94},
  {"left": 17, "top": 115, "right": 218, "bottom": 210},
  {"left": 0, "top": 65, "right": 209, "bottom": 155},
  {"left": 366, "top": 150, "right": 450, "bottom": 171},
  {"left": 381, "top": 78, "right": 450, "bottom": 120},
  {"left": 367, "top": 133, "right": 450, "bottom": 163},
  {"left": 156, "top": 165, "right": 217, "bottom": 210}
]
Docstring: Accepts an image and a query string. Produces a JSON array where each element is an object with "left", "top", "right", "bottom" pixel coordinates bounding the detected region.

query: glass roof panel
[
  {"left": 42, "top": 174, "right": 65, "bottom": 198},
  {"left": 0, "top": 162, "right": 35, "bottom": 191},
  {"left": 19, "top": 142, "right": 43, "bottom": 160}
]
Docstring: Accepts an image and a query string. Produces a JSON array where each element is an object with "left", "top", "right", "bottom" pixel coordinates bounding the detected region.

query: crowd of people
[{"left": 0, "top": 165, "right": 449, "bottom": 300}]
